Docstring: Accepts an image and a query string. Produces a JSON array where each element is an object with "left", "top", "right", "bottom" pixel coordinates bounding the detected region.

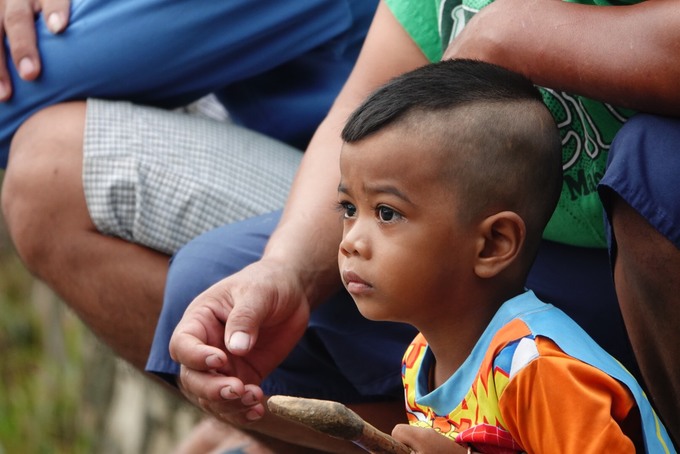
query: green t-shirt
[{"left": 386, "top": 0, "right": 640, "bottom": 248}]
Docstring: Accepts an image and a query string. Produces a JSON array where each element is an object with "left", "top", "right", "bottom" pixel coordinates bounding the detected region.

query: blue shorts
[
  {"left": 147, "top": 213, "right": 640, "bottom": 402},
  {"left": 146, "top": 211, "right": 418, "bottom": 402},
  {"left": 598, "top": 113, "right": 680, "bottom": 258},
  {"left": 0, "top": 0, "right": 377, "bottom": 165}
]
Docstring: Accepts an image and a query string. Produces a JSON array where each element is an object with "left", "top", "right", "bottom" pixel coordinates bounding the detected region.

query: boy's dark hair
[
  {"left": 342, "top": 59, "right": 545, "bottom": 142},
  {"left": 342, "top": 59, "right": 563, "bottom": 266}
]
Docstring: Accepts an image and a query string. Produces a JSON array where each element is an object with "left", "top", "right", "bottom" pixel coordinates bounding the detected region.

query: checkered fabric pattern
[{"left": 83, "top": 98, "right": 302, "bottom": 255}]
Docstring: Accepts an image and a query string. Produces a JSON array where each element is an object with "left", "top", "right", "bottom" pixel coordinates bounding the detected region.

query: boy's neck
[
  {"left": 424, "top": 312, "right": 493, "bottom": 390},
  {"left": 421, "top": 285, "right": 525, "bottom": 389}
]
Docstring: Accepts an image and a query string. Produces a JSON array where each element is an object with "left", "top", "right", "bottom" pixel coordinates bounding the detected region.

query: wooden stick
[{"left": 267, "top": 395, "right": 411, "bottom": 454}]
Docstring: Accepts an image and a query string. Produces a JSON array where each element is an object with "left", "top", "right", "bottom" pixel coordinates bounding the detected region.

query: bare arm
[
  {"left": 0, "top": 0, "right": 70, "bottom": 99},
  {"left": 263, "top": 0, "right": 430, "bottom": 307},
  {"left": 169, "top": 0, "right": 429, "bottom": 422},
  {"left": 444, "top": 0, "right": 680, "bottom": 115}
]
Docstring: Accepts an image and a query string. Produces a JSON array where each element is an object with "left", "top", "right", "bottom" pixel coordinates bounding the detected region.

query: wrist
[{"left": 263, "top": 223, "right": 343, "bottom": 308}]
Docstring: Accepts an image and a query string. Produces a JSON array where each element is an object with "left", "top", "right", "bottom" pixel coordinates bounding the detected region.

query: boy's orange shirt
[{"left": 401, "top": 291, "right": 672, "bottom": 453}]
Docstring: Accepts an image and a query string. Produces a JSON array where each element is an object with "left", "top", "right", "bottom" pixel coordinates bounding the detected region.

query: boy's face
[{"left": 337, "top": 126, "right": 479, "bottom": 326}]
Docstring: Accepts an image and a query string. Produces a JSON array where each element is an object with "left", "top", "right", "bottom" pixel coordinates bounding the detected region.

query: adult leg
[
  {"left": 610, "top": 198, "right": 680, "bottom": 444},
  {"left": 2, "top": 102, "right": 167, "bottom": 369},
  {"left": 0, "top": 0, "right": 357, "bottom": 165},
  {"left": 599, "top": 113, "right": 680, "bottom": 445},
  {"left": 2, "top": 100, "right": 303, "bottom": 370}
]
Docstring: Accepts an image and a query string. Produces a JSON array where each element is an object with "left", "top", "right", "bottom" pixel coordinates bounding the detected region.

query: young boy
[{"left": 336, "top": 59, "right": 674, "bottom": 453}]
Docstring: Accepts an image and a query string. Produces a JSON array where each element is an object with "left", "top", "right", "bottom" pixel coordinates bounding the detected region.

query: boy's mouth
[{"left": 342, "top": 270, "right": 372, "bottom": 294}]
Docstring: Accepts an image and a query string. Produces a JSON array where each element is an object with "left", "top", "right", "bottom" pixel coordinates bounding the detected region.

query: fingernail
[
  {"left": 228, "top": 331, "right": 250, "bottom": 351},
  {"left": 245, "top": 409, "right": 261, "bottom": 421},
  {"left": 220, "top": 386, "right": 239, "bottom": 400},
  {"left": 242, "top": 392, "right": 259, "bottom": 406},
  {"left": 47, "top": 12, "right": 65, "bottom": 33},
  {"left": 18, "top": 58, "right": 35, "bottom": 78},
  {"left": 205, "top": 353, "right": 222, "bottom": 368},
  {"left": 0, "top": 81, "right": 8, "bottom": 100}
]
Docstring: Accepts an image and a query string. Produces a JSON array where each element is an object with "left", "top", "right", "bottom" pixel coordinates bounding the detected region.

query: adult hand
[
  {"left": 392, "top": 424, "right": 471, "bottom": 454},
  {"left": 0, "top": 0, "right": 70, "bottom": 100},
  {"left": 169, "top": 258, "right": 311, "bottom": 424}
]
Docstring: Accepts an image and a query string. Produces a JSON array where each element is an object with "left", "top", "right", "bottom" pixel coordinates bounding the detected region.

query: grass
[
  {"left": 0, "top": 222, "right": 100, "bottom": 453},
  {"left": 0, "top": 201, "right": 201, "bottom": 454}
]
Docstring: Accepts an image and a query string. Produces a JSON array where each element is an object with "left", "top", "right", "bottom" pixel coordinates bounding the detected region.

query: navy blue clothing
[
  {"left": 147, "top": 210, "right": 642, "bottom": 400},
  {"left": 147, "top": 211, "right": 418, "bottom": 401},
  {"left": 599, "top": 113, "right": 680, "bottom": 254},
  {"left": 0, "top": 0, "right": 378, "bottom": 165}
]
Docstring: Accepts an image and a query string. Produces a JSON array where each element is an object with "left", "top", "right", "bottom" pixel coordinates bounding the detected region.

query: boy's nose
[
  {"left": 339, "top": 224, "right": 369, "bottom": 258},
  {"left": 339, "top": 231, "right": 357, "bottom": 257}
]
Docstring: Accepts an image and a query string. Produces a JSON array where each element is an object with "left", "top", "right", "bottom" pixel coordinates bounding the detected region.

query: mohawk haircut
[
  {"left": 340, "top": 59, "right": 563, "bottom": 268},
  {"left": 342, "top": 59, "right": 544, "bottom": 143}
]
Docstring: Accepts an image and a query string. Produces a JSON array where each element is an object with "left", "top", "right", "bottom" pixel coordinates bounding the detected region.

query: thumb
[
  {"left": 226, "top": 330, "right": 253, "bottom": 356},
  {"left": 223, "top": 303, "right": 263, "bottom": 356}
]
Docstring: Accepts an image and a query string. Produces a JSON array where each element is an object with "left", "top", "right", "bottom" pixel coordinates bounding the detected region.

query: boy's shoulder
[
  {"left": 486, "top": 292, "right": 673, "bottom": 451},
  {"left": 487, "top": 293, "right": 622, "bottom": 381}
]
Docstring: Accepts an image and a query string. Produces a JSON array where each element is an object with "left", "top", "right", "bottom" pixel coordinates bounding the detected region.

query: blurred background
[{"left": 0, "top": 180, "right": 201, "bottom": 454}]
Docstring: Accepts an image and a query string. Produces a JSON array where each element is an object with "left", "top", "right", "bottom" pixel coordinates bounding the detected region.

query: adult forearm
[
  {"left": 448, "top": 0, "right": 680, "bottom": 115},
  {"left": 262, "top": 0, "right": 430, "bottom": 308},
  {"left": 263, "top": 111, "right": 349, "bottom": 307},
  {"left": 525, "top": 0, "right": 679, "bottom": 114}
]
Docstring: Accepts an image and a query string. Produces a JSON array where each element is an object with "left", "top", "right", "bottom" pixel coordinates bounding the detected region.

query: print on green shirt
[{"left": 388, "top": 0, "right": 638, "bottom": 247}]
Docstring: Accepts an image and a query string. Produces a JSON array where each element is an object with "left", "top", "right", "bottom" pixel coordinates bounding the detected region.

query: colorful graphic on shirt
[
  {"left": 402, "top": 328, "right": 526, "bottom": 453},
  {"left": 397, "top": 292, "right": 673, "bottom": 452}
]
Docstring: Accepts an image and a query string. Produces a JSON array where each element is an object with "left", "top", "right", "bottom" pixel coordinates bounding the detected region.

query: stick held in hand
[{"left": 267, "top": 395, "right": 411, "bottom": 454}]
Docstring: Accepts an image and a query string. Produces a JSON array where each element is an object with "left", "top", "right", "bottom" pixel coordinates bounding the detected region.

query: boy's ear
[{"left": 474, "top": 211, "right": 525, "bottom": 279}]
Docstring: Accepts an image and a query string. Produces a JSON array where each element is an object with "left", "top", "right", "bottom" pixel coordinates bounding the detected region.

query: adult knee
[{"left": 1, "top": 102, "right": 87, "bottom": 275}]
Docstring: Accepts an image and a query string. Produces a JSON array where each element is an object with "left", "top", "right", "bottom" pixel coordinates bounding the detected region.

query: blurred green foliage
[{"left": 0, "top": 215, "right": 97, "bottom": 453}]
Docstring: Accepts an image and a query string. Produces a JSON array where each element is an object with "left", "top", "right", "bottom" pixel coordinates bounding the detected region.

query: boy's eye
[
  {"left": 341, "top": 201, "right": 356, "bottom": 218},
  {"left": 377, "top": 206, "right": 398, "bottom": 222}
]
